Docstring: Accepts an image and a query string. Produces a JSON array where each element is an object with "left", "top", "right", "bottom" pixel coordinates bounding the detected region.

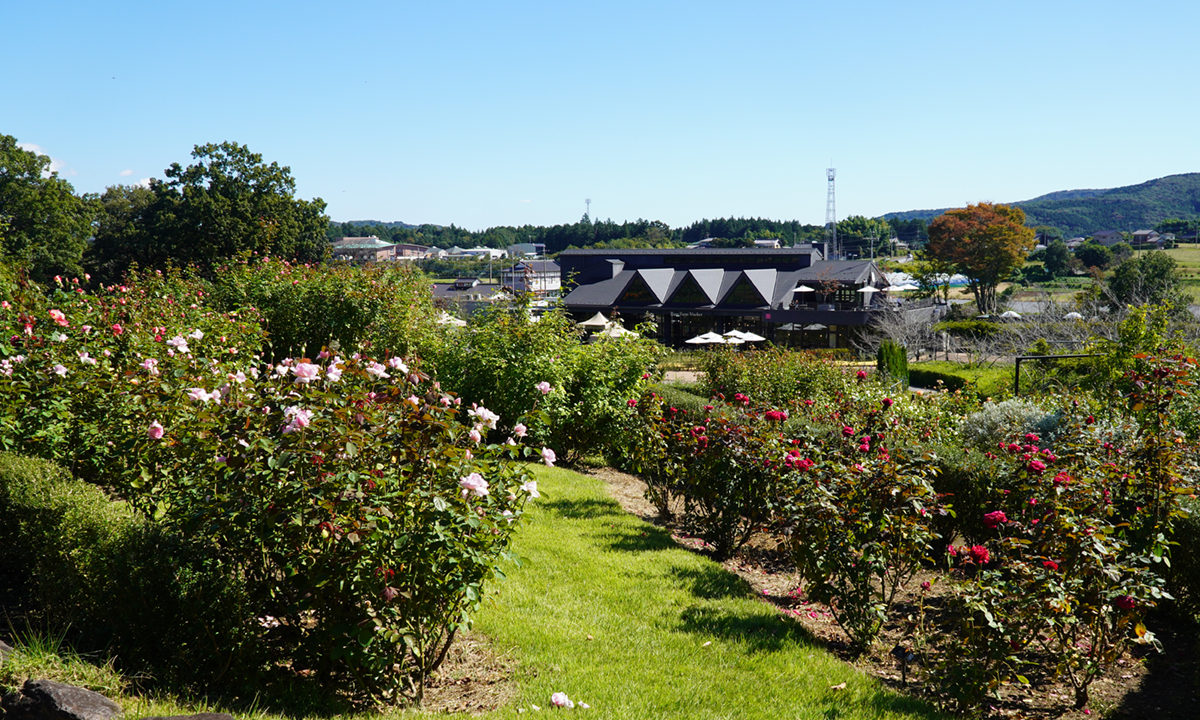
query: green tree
[
  {"left": 837, "top": 215, "right": 892, "bottom": 257},
  {"left": 87, "top": 142, "right": 329, "bottom": 281},
  {"left": 1043, "top": 239, "right": 1070, "bottom": 276},
  {"left": 926, "top": 202, "right": 1036, "bottom": 313},
  {"left": 1074, "top": 242, "right": 1112, "bottom": 270},
  {"left": 86, "top": 184, "right": 156, "bottom": 282},
  {"left": 0, "top": 134, "right": 94, "bottom": 283},
  {"left": 1106, "top": 251, "right": 1187, "bottom": 311}
]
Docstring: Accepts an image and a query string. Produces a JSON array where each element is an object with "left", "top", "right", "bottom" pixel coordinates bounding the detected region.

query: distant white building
[{"left": 501, "top": 260, "right": 561, "bottom": 296}]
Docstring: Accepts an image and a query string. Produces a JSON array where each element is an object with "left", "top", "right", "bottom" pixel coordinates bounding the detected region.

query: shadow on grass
[
  {"left": 669, "top": 563, "right": 754, "bottom": 600},
  {"left": 542, "top": 497, "right": 680, "bottom": 552},
  {"left": 541, "top": 497, "right": 626, "bottom": 521},
  {"left": 675, "top": 603, "right": 816, "bottom": 654}
]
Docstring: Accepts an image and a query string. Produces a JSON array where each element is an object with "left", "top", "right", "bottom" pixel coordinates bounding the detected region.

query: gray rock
[
  {"left": 141, "top": 715, "right": 235, "bottom": 720},
  {"left": 2, "top": 679, "right": 122, "bottom": 720},
  {"left": 0, "top": 639, "right": 13, "bottom": 661}
]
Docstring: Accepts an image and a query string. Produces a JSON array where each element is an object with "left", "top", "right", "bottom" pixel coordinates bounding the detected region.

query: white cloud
[
  {"left": 519, "top": 199, "right": 532, "bottom": 203},
  {"left": 135, "top": 178, "right": 152, "bottom": 188},
  {"left": 119, "top": 169, "right": 133, "bottom": 177},
  {"left": 16, "top": 142, "right": 68, "bottom": 176}
]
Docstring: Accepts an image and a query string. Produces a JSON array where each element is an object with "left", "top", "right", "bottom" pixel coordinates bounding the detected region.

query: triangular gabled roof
[
  {"left": 717, "top": 272, "right": 770, "bottom": 307},
  {"left": 637, "top": 268, "right": 676, "bottom": 303},
  {"left": 690, "top": 269, "right": 725, "bottom": 303},
  {"left": 666, "top": 272, "right": 712, "bottom": 306},
  {"left": 742, "top": 269, "right": 778, "bottom": 306}
]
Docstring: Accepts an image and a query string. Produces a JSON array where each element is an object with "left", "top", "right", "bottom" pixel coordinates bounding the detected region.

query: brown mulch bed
[
  {"left": 584, "top": 467, "right": 1200, "bottom": 720},
  {"left": 420, "top": 631, "right": 519, "bottom": 715}
]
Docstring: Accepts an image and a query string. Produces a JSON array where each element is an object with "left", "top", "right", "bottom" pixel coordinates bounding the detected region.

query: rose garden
[{"left": 2, "top": 257, "right": 1199, "bottom": 719}]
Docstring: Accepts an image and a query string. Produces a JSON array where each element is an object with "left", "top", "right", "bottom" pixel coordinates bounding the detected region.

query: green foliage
[
  {"left": 959, "top": 398, "right": 1059, "bottom": 453},
  {"left": 1018, "top": 173, "right": 1200, "bottom": 237},
  {"left": 1044, "top": 239, "right": 1070, "bottom": 276},
  {"left": 876, "top": 339, "right": 908, "bottom": 388},
  {"left": 1075, "top": 241, "right": 1112, "bottom": 270},
  {"left": 783, "top": 413, "right": 942, "bottom": 651},
  {"left": 0, "top": 134, "right": 94, "bottom": 283},
  {"left": 932, "top": 319, "right": 1002, "bottom": 338},
  {"left": 87, "top": 142, "right": 330, "bottom": 282},
  {"left": 429, "top": 301, "right": 663, "bottom": 465},
  {"left": 908, "top": 362, "right": 1013, "bottom": 399},
  {"left": 0, "top": 453, "right": 255, "bottom": 691},
  {"left": 1167, "top": 496, "right": 1200, "bottom": 617},
  {"left": 926, "top": 202, "right": 1036, "bottom": 313},
  {"left": 700, "top": 347, "right": 853, "bottom": 406},
  {"left": 207, "top": 255, "right": 440, "bottom": 360},
  {"left": 1106, "top": 250, "right": 1188, "bottom": 311},
  {"left": 0, "top": 277, "right": 544, "bottom": 702}
]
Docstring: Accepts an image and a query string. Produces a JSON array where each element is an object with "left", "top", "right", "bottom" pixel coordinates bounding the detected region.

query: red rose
[
  {"left": 983, "top": 511, "right": 1008, "bottom": 528},
  {"left": 1114, "top": 595, "right": 1136, "bottom": 611}
]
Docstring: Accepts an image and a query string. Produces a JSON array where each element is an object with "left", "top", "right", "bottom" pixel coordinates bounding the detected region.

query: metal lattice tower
[
  {"left": 824, "top": 168, "right": 838, "bottom": 259},
  {"left": 585, "top": 198, "right": 591, "bottom": 218}
]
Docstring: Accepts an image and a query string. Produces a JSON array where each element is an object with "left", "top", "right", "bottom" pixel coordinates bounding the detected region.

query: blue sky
[{"left": 6, "top": 1, "right": 1197, "bottom": 230}]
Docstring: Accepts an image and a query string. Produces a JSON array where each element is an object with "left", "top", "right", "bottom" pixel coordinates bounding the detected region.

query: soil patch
[{"left": 420, "top": 632, "right": 518, "bottom": 715}]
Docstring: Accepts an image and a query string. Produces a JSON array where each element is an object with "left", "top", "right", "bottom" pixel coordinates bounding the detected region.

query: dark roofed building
[
  {"left": 558, "top": 247, "right": 887, "bottom": 349},
  {"left": 332, "top": 236, "right": 397, "bottom": 263}
]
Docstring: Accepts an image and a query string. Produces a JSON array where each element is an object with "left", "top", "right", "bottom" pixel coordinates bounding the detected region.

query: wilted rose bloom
[
  {"left": 291, "top": 362, "right": 321, "bottom": 383},
  {"left": 983, "top": 511, "right": 1008, "bottom": 528},
  {"left": 459, "top": 472, "right": 489, "bottom": 497},
  {"left": 282, "top": 407, "right": 312, "bottom": 434},
  {"left": 228, "top": 371, "right": 247, "bottom": 384},
  {"left": 78, "top": 351, "right": 96, "bottom": 365},
  {"left": 1114, "top": 595, "right": 1136, "bottom": 611},
  {"left": 382, "top": 586, "right": 400, "bottom": 602},
  {"left": 921, "top": 581, "right": 931, "bottom": 591},
  {"left": 48, "top": 309, "right": 69, "bottom": 327},
  {"left": 50, "top": 364, "right": 68, "bottom": 377},
  {"left": 188, "top": 387, "right": 213, "bottom": 402},
  {"left": 536, "top": 381, "right": 552, "bottom": 395},
  {"left": 188, "top": 329, "right": 204, "bottom": 340},
  {"left": 148, "top": 421, "right": 165, "bottom": 440},
  {"left": 166, "top": 336, "right": 190, "bottom": 353},
  {"left": 274, "top": 364, "right": 289, "bottom": 377},
  {"left": 521, "top": 480, "right": 540, "bottom": 498},
  {"left": 326, "top": 364, "right": 342, "bottom": 382},
  {"left": 550, "top": 692, "right": 574, "bottom": 709},
  {"left": 140, "top": 358, "right": 159, "bottom": 375},
  {"left": 541, "top": 447, "right": 556, "bottom": 466},
  {"left": 514, "top": 423, "right": 528, "bottom": 438},
  {"left": 365, "top": 362, "right": 390, "bottom": 379}
]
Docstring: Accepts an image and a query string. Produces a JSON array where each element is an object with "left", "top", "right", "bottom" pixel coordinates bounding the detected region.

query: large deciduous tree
[
  {"left": 87, "top": 142, "right": 329, "bottom": 282},
  {"left": 0, "top": 134, "right": 94, "bottom": 283},
  {"left": 926, "top": 202, "right": 1035, "bottom": 314},
  {"left": 1106, "top": 250, "right": 1187, "bottom": 312}
]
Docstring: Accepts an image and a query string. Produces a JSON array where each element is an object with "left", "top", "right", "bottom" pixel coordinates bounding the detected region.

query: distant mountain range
[
  {"left": 342, "top": 220, "right": 418, "bottom": 229},
  {"left": 881, "top": 173, "right": 1200, "bottom": 236}
]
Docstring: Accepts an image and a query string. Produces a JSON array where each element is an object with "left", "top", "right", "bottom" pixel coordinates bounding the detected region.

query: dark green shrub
[
  {"left": 0, "top": 453, "right": 255, "bottom": 691},
  {"left": 876, "top": 339, "right": 908, "bottom": 388},
  {"left": 1168, "top": 496, "right": 1200, "bottom": 617},
  {"left": 700, "top": 347, "right": 852, "bottom": 406},
  {"left": 933, "top": 320, "right": 1003, "bottom": 338},
  {"left": 908, "top": 366, "right": 968, "bottom": 392},
  {"left": 650, "top": 383, "right": 711, "bottom": 415}
]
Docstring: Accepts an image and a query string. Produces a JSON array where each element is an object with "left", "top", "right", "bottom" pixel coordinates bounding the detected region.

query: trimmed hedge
[
  {"left": 908, "top": 366, "right": 969, "bottom": 392},
  {"left": 0, "top": 452, "right": 255, "bottom": 691},
  {"left": 909, "top": 362, "right": 1014, "bottom": 398},
  {"left": 1168, "top": 496, "right": 1200, "bottom": 617}
]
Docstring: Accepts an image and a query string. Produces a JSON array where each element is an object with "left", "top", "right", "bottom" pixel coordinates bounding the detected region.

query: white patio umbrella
[
  {"left": 893, "top": 283, "right": 920, "bottom": 291},
  {"left": 599, "top": 323, "right": 639, "bottom": 338},
  {"left": 857, "top": 286, "right": 880, "bottom": 294},
  {"left": 792, "top": 285, "right": 816, "bottom": 293},
  {"left": 803, "top": 323, "right": 827, "bottom": 331},
  {"left": 1064, "top": 311, "right": 1084, "bottom": 320},
  {"left": 685, "top": 331, "right": 727, "bottom": 345},
  {"left": 724, "top": 330, "right": 767, "bottom": 342},
  {"left": 576, "top": 312, "right": 610, "bottom": 329},
  {"left": 1001, "top": 310, "right": 1022, "bottom": 319}
]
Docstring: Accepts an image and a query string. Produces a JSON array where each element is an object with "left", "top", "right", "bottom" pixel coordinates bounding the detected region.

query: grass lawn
[
  {"left": 3, "top": 465, "right": 944, "bottom": 720},
  {"left": 461, "top": 465, "right": 943, "bottom": 719}
]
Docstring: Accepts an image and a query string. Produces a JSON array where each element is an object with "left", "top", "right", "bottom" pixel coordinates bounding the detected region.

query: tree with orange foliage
[{"left": 926, "top": 202, "right": 1036, "bottom": 314}]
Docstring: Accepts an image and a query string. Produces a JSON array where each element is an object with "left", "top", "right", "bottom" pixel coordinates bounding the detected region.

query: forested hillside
[{"left": 881, "top": 173, "right": 1200, "bottom": 236}]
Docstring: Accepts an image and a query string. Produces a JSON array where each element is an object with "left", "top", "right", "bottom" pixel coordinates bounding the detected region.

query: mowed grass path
[{"left": 456, "top": 465, "right": 944, "bottom": 720}]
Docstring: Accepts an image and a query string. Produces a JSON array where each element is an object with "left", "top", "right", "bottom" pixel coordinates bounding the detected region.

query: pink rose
[
  {"left": 459, "top": 472, "right": 489, "bottom": 497},
  {"left": 983, "top": 511, "right": 1008, "bottom": 528},
  {"left": 536, "top": 381, "right": 552, "bottom": 395},
  {"left": 541, "top": 447, "right": 557, "bottom": 466},
  {"left": 147, "top": 421, "right": 164, "bottom": 440}
]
